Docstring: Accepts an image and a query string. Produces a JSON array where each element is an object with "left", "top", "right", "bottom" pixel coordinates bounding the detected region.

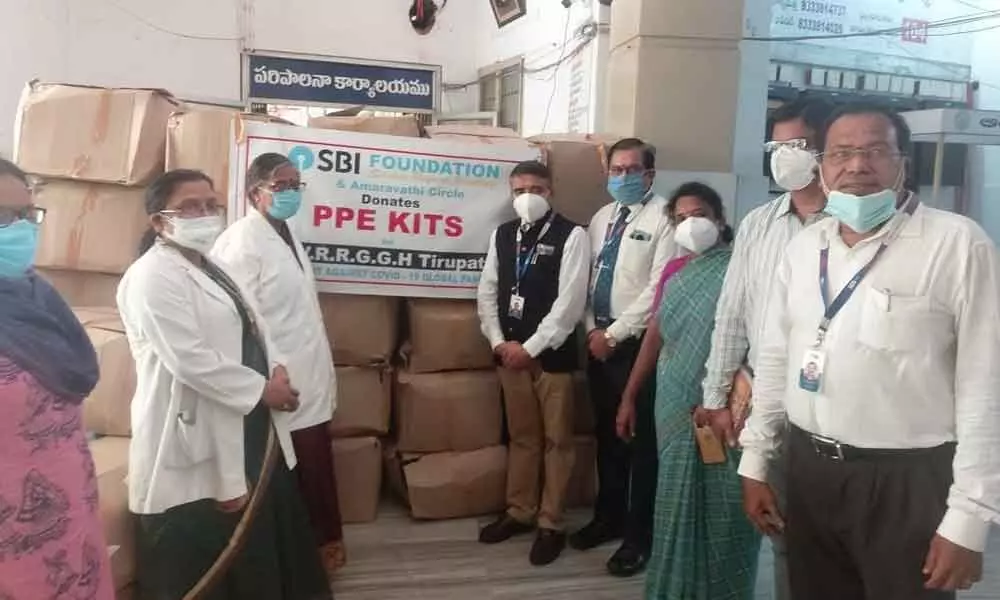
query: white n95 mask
[
  {"left": 674, "top": 216, "right": 720, "bottom": 254},
  {"left": 771, "top": 145, "right": 818, "bottom": 192},
  {"left": 512, "top": 193, "right": 551, "bottom": 223},
  {"left": 162, "top": 215, "right": 225, "bottom": 255}
]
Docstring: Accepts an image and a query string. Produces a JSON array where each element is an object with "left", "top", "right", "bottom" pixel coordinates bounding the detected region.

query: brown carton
[
  {"left": 75, "top": 311, "right": 135, "bottom": 437},
  {"left": 424, "top": 124, "right": 523, "bottom": 144},
  {"left": 330, "top": 366, "right": 392, "bottom": 438},
  {"left": 166, "top": 109, "right": 293, "bottom": 204},
  {"left": 572, "top": 371, "right": 595, "bottom": 435},
  {"left": 403, "top": 446, "right": 507, "bottom": 520},
  {"left": 35, "top": 181, "right": 148, "bottom": 274},
  {"left": 395, "top": 370, "right": 502, "bottom": 453},
  {"left": 402, "top": 299, "right": 495, "bottom": 373},
  {"left": 89, "top": 436, "right": 135, "bottom": 591},
  {"left": 566, "top": 435, "right": 598, "bottom": 508},
  {"left": 15, "top": 82, "right": 179, "bottom": 185},
  {"left": 38, "top": 268, "right": 122, "bottom": 307},
  {"left": 332, "top": 437, "right": 382, "bottom": 524},
  {"left": 309, "top": 114, "right": 422, "bottom": 138},
  {"left": 318, "top": 294, "right": 400, "bottom": 366},
  {"left": 527, "top": 134, "right": 620, "bottom": 226}
]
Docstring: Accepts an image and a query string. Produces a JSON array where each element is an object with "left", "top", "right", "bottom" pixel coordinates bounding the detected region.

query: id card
[
  {"left": 508, "top": 294, "right": 525, "bottom": 319},
  {"left": 798, "top": 347, "right": 826, "bottom": 393}
]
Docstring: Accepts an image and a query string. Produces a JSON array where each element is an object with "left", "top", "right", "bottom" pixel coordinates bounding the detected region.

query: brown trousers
[
  {"left": 291, "top": 422, "right": 343, "bottom": 546},
  {"left": 498, "top": 366, "right": 575, "bottom": 531}
]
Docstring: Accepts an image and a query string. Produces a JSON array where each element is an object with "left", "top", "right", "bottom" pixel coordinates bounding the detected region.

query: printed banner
[
  {"left": 247, "top": 53, "right": 439, "bottom": 112},
  {"left": 230, "top": 122, "right": 541, "bottom": 298}
]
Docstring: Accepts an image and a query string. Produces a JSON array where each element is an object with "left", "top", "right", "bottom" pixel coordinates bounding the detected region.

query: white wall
[
  {"left": 0, "top": 0, "right": 481, "bottom": 155},
  {"left": 966, "top": 0, "right": 1000, "bottom": 241}
]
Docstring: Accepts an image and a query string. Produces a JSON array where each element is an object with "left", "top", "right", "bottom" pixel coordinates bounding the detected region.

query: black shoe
[
  {"left": 606, "top": 543, "right": 649, "bottom": 577},
  {"left": 479, "top": 514, "right": 534, "bottom": 544},
  {"left": 568, "top": 520, "right": 623, "bottom": 551},
  {"left": 529, "top": 529, "right": 566, "bottom": 566}
]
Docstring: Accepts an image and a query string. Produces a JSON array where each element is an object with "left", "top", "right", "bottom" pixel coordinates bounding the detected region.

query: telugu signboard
[
  {"left": 246, "top": 52, "right": 440, "bottom": 113},
  {"left": 770, "top": 0, "right": 974, "bottom": 71},
  {"left": 230, "top": 122, "right": 540, "bottom": 298}
]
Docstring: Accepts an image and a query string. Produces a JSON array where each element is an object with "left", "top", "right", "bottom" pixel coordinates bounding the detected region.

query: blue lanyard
[
  {"left": 815, "top": 194, "right": 919, "bottom": 343},
  {"left": 515, "top": 218, "right": 552, "bottom": 287},
  {"left": 598, "top": 202, "right": 643, "bottom": 265}
]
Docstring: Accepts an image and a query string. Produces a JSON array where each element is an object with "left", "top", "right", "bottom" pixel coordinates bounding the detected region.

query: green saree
[{"left": 645, "top": 246, "right": 761, "bottom": 600}]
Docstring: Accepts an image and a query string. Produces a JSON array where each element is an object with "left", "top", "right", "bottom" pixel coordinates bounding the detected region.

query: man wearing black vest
[{"left": 476, "top": 160, "right": 590, "bottom": 566}]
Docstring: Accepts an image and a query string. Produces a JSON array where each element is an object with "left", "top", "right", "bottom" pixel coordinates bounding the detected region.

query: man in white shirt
[
  {"left": 702, "top": 96, "right": 834, "bottom": 600},
  {"left": 476, "top": 160, "right": 590, "bottom": 566},
  {"left": 740, "top": 103, "right": 1000, "bottom": 599},
  {"left": 571, "top": 138, "right": 683, "bottom": 577}
]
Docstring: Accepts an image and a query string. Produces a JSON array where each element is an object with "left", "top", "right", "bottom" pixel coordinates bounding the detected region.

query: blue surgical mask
[
  {"left": 267, "top": 189, "right": 302, "bottom": 221},
  {"left": 825, "top": 189, "right": 898, "bottom": 234},
  {"left": 607, "top": 173, "right": 648, "bottom": 206},
  {"left": 0, "top": 219, "right": 40, "bottom": 278}
]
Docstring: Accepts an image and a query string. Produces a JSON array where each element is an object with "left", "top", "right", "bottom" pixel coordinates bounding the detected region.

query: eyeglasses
[
  {"left": 763, "top": 139, "right": 809, "bottom": 153},
  {"left": 0, "top": 205, "right": 46, "bottom": 228},
  {"left": 160, "top": 202, "right": 225, "bottom": 219},
  {"left": 608, "top": 166, "right": 648, "bottom": 177},
  {"left": 819, "top": 147, "right": 904, "bottom": 166},
  {"left": 262, "top": 181, "right": 307, "bottom": 193}
]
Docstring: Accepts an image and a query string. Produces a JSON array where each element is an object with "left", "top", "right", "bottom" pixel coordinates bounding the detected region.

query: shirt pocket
[
  {"left": 161, "top": 388, "right": 215, "bottom": 468},
  {"left": 618, "top": 235, "right": 653, "bottom": 274},
  {"left": 857, "top": 289, "right": 953, "bottom": 353}
]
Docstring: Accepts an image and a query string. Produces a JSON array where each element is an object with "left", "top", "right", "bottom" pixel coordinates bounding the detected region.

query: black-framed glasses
[
  {"left": 608, "top": 165, "right": 649, "bottom": 177},
  {"left": 262, "top": 181, "right": 307, "bottom": 193},
  {"left": 0, "top": 205, "right": 46, "bottom": 227},
  {"left": 160, "top": 204, "right": 225, "bottom": 219}
]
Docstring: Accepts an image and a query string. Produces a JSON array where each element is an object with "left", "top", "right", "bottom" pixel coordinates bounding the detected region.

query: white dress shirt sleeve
[
  {"left": 703, "top": 221, "right": 752, "bottom": 409},
  {"left": 737, "top": 249, "right": 791, "bottom": 483},
  {"left": 937, "top": 239, "right": 1000, "bottom": 552},
  {"left": 476, "top": 230, "right": 506, "bottom": 351},
  {"left": 606, "top": 219, "right": 678, "bottom": 342},
  {"left": 523, "top": 227, "right": 591, "bottom": 358}
]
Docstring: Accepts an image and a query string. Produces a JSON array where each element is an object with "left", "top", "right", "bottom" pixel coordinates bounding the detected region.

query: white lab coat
[
  {"left": 211, "top": 210, "right": 336, "bottom": 432},
  {"left": 117, "top": 243, "right": 297, "bottom": 515}
]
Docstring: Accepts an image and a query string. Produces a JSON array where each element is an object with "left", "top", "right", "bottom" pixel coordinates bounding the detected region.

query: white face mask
[
  {"left": 770, "top": 145, "right": 818, "bottom": 192},
  {"left": 512, "top": 193, "right": 551, "bottom": 223},
  {"left": 162, "top": 215, "right": 225, "bottom": 254},
  {"left": 673, "top": 216, "right": 720, "bottom": 254}
]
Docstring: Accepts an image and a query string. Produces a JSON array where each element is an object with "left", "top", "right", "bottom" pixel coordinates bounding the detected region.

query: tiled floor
[{"left": 332, "top": 504, "right": 1000, "bottom": 599}]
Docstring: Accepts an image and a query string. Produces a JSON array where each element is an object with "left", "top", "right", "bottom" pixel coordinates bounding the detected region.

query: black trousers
[
  {"left": 587, "top": 338, "right": 657, "bottom": 552},
  {"left": 786, "top": 425, "right": 956, "bottom": 600}
]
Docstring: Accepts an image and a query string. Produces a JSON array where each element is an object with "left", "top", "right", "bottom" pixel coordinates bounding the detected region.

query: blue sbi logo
[{"left": 288, "top": 146, "right": 315, "bottom": 171}]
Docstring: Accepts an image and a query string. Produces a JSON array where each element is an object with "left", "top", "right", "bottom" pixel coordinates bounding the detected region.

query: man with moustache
[{"left": 740, "top": 102, "right": 1000, "bottom": 599}]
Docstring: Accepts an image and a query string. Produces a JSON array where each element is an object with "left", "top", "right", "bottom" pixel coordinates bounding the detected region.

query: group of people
[
  {"left": 1, "top": 98, "right": 998, "bottom": 600},
  {"left": 475, "top": 99, "right": 1000, "bottom": 600},
  {"left": 1, "top": 153, "right": 344, "bottom": 599}
]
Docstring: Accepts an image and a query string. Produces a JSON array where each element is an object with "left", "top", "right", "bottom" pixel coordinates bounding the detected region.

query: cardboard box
[
  {"left": 424, "top": 124, "right": 524, "bottom": 144},
  {"left": 309, "top": 114, "right": 422, "bottom": 138},
  {"left": 330, "top": 367, "right": 392, "bottom": 438},
  {"left": 88, "top": 436, "right": 134, "bottom": 591},
  {"left": 402, "top": 299, "right": 495, "bottom": 373},
  {"left": 73, "top": 306, "right": 125, "bottom": 330},
  {"left": 38, "top": 268, "right": 122, "bottom": 308},
  {"left": 402, "top": 446, "right": 507, "bottom": 520},
  {"left": 573, "top": 371, "right": 595, "bottom": 435},
  {"left": 74, "top": 309, "right": 135, "bottom": 436},
  {"left": 332, "top": 437, "right": 382, "bottom": 524},
  {"left": 15, "top": 82, "right": 179, "bottom": 185},
  {"left": 395, "top": 370, "right": 502, "bottom": 453},
  {"left": 528, "top": 134, "right": 620, "bottom": 226},
  {"left": 166, "top": 109, "right": 292, "bottom": 204},
  {"left": 566, "top": 435, "right": 598, "bottom": 508},
  {"left": 35, "top": 181, "right": 148, "bottom": 274},
  {"left": 318, "top": 294, "right": 400, "bottom": 366}
]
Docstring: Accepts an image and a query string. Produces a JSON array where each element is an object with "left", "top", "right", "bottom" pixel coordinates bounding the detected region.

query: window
[{"left": 478, "top": 59, "right": 523, "bottom": 132}]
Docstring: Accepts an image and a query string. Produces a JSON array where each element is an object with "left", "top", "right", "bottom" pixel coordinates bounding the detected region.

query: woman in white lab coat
[
  {"left": 116, "top": 169, "right": 331, "bottom": 600},
  {"left": 212, "top": 153, "right": 344, "bottom": 573}
]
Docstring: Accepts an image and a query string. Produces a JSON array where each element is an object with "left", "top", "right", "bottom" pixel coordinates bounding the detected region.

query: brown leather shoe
[
  {"left": 479, "top": 514, "right": 534, "bottom": 544},
  {"left": 530, "top": 529, "right": 566, "bottom": 566}
]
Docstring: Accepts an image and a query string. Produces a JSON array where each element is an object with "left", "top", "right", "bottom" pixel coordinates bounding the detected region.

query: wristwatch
[{"left": 603, "top": 330, "right": 618, "bottom": 349}]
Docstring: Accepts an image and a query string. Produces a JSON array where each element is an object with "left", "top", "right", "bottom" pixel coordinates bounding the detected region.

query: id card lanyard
[
  {"left": 514, "top": 216, "right": 553, "bottom": 295},
  {"left": 813, "top": 193, "right": 920, "bottom": 347},
  {"left": 594, "top": 197, "right": 650, "bottom": 285}
]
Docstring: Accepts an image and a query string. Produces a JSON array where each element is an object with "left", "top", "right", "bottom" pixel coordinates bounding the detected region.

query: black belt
[{"left": 790, "top": 425, "right": 955, "bottom": 462}]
